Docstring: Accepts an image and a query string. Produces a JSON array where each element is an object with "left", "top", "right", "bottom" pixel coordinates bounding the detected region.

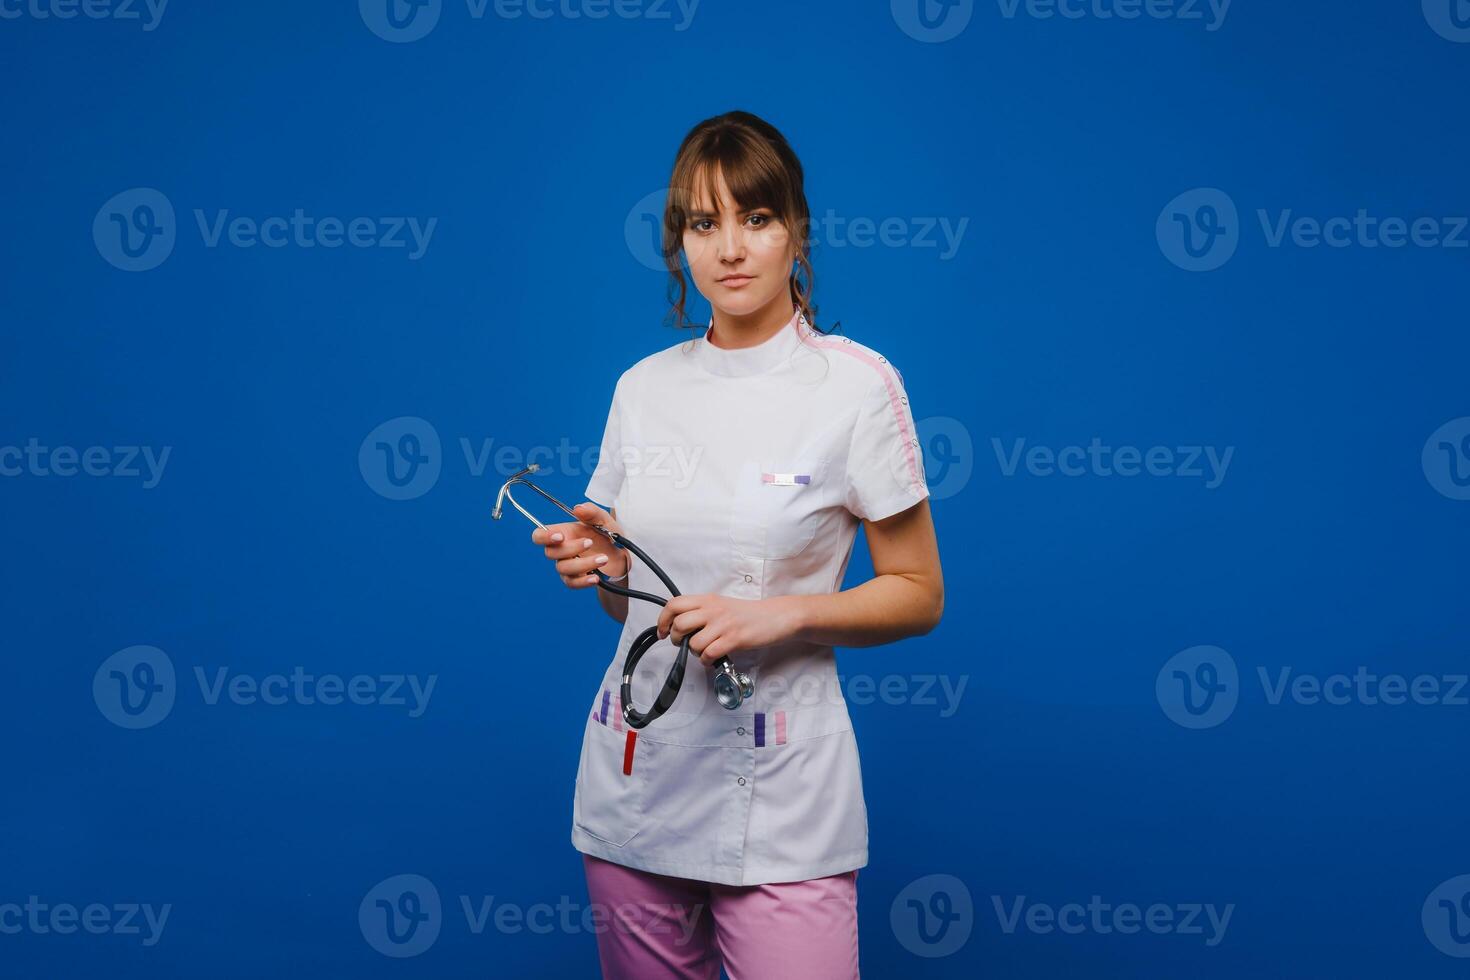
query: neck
[{"left": 707, "top": 294, "right": 798, "bottom": 350}]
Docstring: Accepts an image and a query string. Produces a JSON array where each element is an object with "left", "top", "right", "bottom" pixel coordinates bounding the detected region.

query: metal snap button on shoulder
[
  {"left": 737, "top": 777, "right": 746, "bottom": 786},
  {"left": 737, "top": 726, "right": 746, "bottom": 735},
  {"left": 743, "top": 573, "right": 753, "bottom": 583}
]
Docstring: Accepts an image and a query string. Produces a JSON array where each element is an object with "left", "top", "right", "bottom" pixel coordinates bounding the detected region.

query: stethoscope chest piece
[{"left": 712, "top": 662, "right": 755, "bottom": 711}]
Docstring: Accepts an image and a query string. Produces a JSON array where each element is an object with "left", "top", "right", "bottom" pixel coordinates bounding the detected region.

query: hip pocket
[
  {"left": 574, "top": 718, "right": 646, "bottom": 847},
  {"left": 729, "top": 456, "right": 830, "bottom": 560}
]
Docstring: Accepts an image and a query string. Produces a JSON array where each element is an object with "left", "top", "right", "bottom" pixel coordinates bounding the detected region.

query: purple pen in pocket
[{"left": 761, "top": 472, "right": 812, "bottom": 486}]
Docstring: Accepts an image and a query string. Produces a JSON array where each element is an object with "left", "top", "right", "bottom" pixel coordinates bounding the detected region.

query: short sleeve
[
  {"left": 844, "top": 365, "right": 930, "bottom": 522},
  {"left": 583, "top": 377, "right": 626, "bottom": 508}
]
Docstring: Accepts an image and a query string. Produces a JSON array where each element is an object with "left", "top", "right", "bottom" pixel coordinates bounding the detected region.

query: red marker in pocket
[{"left": 623, "top": 730, "right": 637, "bottom": 776}]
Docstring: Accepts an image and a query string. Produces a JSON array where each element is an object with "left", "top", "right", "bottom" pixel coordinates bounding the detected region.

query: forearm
[{"left": 779, "top": 572, "right": 943, "bottom": 648}]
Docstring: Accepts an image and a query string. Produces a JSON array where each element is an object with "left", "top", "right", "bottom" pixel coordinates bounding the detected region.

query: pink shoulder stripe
[{"left": 797, "top": 323, "right": 925, "bottom": 498}]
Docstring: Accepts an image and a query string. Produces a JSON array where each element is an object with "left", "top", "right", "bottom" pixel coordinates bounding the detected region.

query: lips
[{"left": 719, "top": 275, "right": 754, "bottom": 287}]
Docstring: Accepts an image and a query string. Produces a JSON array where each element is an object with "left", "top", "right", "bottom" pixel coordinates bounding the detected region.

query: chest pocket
[{"left": 729, "top": 456, "right": 830, "bottom": 560}]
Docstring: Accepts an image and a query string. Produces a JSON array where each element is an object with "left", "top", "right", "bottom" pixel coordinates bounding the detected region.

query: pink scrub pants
[{"left": 581, "top": 854, "right": 860, "bottom": 979}]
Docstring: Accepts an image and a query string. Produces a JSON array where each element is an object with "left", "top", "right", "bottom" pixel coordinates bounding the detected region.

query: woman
[{"left": 530, "top": 110, "right": 944, "bottom": 979}]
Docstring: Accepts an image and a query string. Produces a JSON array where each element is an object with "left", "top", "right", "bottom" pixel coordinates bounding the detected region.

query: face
[{"left": 680, "top": 165, "right": 796, "bottom": 321}]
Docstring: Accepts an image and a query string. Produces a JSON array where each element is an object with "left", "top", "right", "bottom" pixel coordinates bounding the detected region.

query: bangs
[{"left": 671, "top": 138, "right": 788, "bottom": 221}]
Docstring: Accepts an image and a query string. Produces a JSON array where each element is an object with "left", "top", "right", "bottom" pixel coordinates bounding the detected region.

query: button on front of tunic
[{"left": 571, "top": 307, "right": 929, "bottom": 886}]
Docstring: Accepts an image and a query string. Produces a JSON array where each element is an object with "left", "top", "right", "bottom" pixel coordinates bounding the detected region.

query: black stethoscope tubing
[{"left": 493, "top": 464, "right": 752, "bottom": 729}]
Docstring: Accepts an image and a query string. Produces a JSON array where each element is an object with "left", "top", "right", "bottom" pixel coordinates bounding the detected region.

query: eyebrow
[{"left": 686, "top": 206, "right": 768, "bottom": 219}]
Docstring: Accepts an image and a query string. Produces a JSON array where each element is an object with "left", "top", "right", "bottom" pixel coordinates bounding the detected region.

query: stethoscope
[{"left": 492, "top": 463, "right": 754, "bottom": 729}]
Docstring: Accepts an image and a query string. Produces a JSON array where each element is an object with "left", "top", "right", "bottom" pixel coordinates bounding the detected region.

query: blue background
[{"left": 3, "top": 0, "right": 1468, "bottom": 976}]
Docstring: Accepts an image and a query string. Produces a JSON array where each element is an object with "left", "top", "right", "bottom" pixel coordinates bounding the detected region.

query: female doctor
[{"left": 530, "top": 110, "right": 945, "bottom": 980}]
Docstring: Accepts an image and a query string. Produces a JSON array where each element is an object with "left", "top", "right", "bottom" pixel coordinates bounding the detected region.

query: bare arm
[{"left": 780, "top": 498, "right": 943, "bottom": 647}]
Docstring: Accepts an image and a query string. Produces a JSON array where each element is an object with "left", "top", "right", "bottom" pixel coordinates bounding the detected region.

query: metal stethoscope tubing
[{"left": 493, "top": 464, "right": 753, "bottom": 729}]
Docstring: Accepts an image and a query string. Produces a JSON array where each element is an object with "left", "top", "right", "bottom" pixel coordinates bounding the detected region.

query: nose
[{"left": 716, "top": 221, "right": 745, "bottom": 262}]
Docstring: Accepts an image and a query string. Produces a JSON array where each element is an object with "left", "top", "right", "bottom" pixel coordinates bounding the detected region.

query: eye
[
  {"left": 748, "top": 213, "right": 773, "bottom": 228},
  {"left": 690, "top": 218, "right": 714, "bottom": 233}
]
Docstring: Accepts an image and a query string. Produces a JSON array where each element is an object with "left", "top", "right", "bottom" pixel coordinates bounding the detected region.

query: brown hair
[{"left": 660, "top": 110, "right": 838, "bottom": 338}]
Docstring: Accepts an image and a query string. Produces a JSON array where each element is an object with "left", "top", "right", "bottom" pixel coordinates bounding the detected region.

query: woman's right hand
[{"left": 529, "top": 502, "right": 630, "bottom": 589}]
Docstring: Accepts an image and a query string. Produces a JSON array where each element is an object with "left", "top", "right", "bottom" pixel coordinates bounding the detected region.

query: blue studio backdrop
[{"left": 3, "top": 1, "right": 1468, "bottom": 977}]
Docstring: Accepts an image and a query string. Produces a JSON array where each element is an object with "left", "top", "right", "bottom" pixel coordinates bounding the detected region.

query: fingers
[
  {"left": 562, "top": 568, "right": 604, "bottom": 588},
  {"left": 557, "top": 551, "right": 612, "bottom": 580},
  {"left": 695, "top": 634, "right": 729, "bottom": 666},
  {"left": 572, "top": 501, "right": 620, "bottom": 536},
  {"left": 655, "top": 596, "right": 691, "bottom": 640},
  {"left": 661, "top": 606, "right": 709, "bottom": 648},
  {"left": 529, "top": 523, "right": 568, "bottom": 547},
  {"left": 534, "top": 524, "right": 596, "bottom": 560},
  {"left": 572, "top": 501, "right": 610, "bottom": 524}
]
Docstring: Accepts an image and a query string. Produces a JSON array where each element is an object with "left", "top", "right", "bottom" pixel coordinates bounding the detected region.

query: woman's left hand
[{"left": 656, "top": 595, "right": 800, "bottom": 665}]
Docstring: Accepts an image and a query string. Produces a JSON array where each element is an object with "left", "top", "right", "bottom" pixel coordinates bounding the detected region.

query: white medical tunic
[{"left": 571, "top": 307, "right": 930, "bottom": 886}]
